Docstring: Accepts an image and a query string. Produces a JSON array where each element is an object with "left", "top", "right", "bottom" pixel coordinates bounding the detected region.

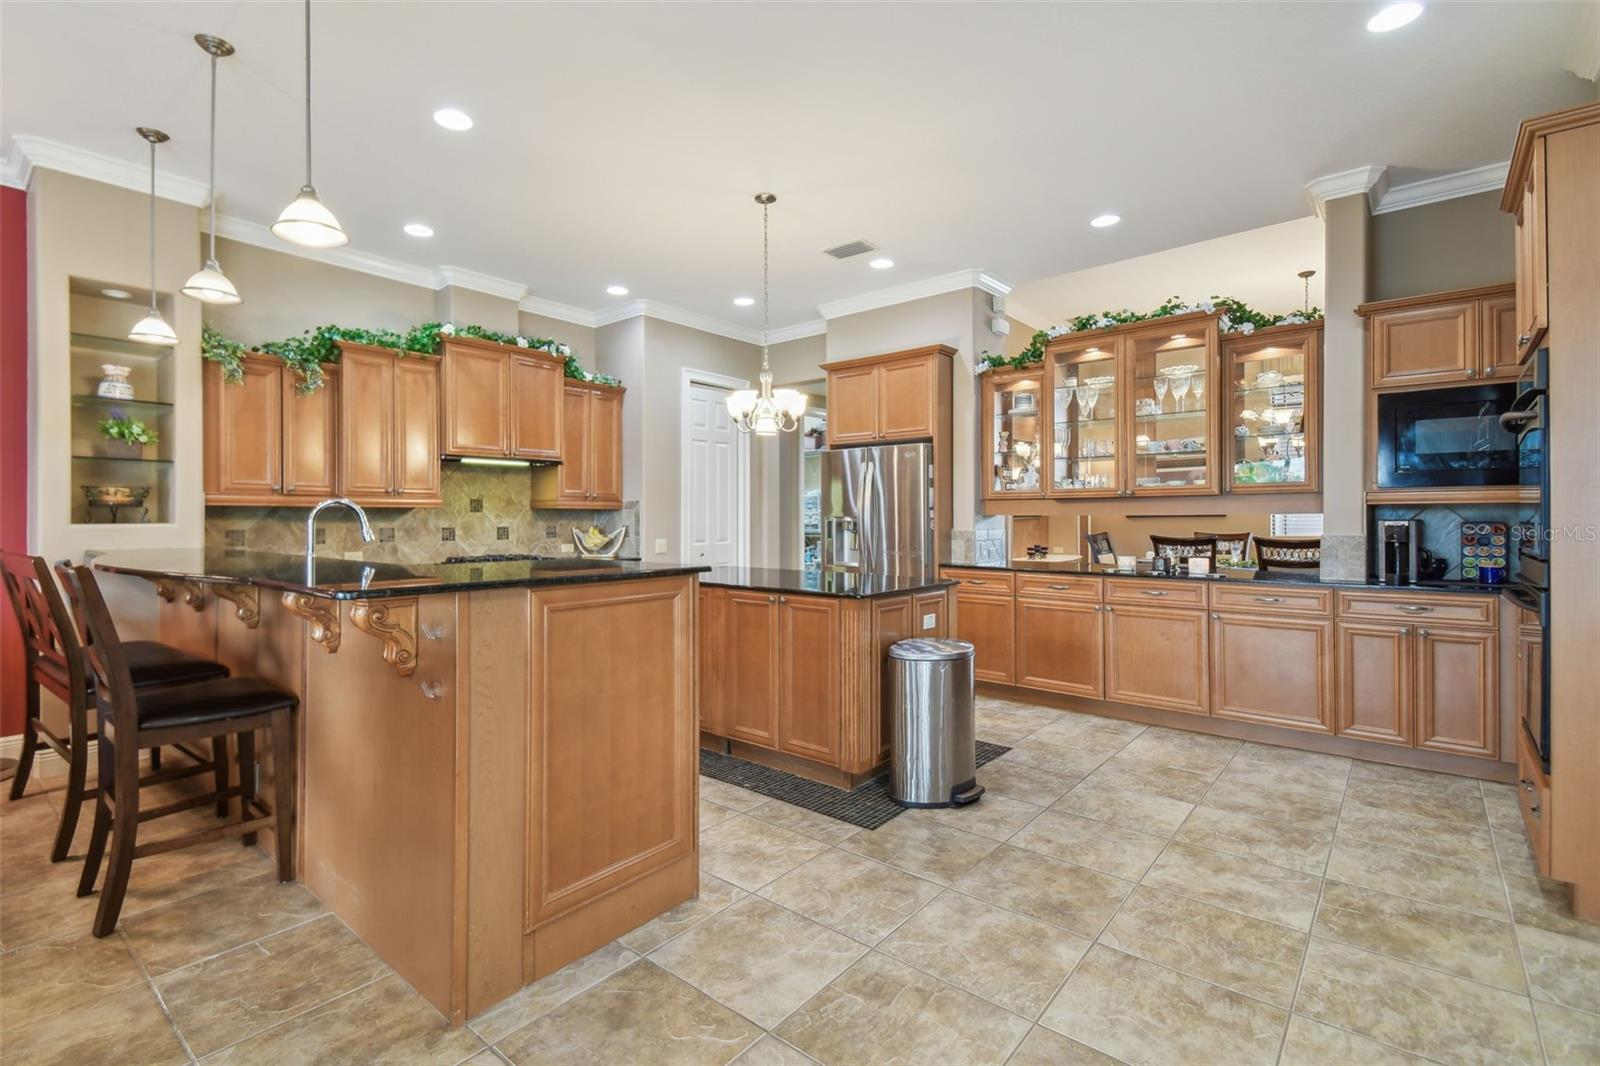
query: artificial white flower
[
  {"left": 1096, "top": 315, "right": 1115, "bottom": 328},
  {"left": 515, "top": 336, "right": 529, "bottom": 347},
  {"left": 1198, "top": 299, "right": 1215, "bottom": 313},
  {"left": 440, "top": 322, "right": 456, "bottom": 336},
  {"left": 558, "top": 344, "right": 572, "bottom": 357},
  {"left": 1237, "top": 321, "right": 1256, "bottom": 335}
]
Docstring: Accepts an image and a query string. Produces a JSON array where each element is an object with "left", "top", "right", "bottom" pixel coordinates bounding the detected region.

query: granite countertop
[
  {"left": 90, "top": 549, "right": 709, "bottom": 601},
  {"left": 948, "top": 557, "right": 1507, "bottom": 596},
  {"left": 701, "top": 566, "right": 956, "bottom": 599}
]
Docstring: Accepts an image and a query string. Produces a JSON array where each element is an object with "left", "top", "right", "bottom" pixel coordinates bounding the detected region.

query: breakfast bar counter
[{"left": 92, "top": 550, "right": 708, "bottom": 1027}]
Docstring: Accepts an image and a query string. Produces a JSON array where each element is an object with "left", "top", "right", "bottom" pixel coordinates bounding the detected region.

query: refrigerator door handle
[{"left": 859, "top": 460, "right": 875, "bottom": 567}]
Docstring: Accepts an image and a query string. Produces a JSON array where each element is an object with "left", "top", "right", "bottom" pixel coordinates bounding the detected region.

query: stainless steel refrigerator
[{"left": 819, "top": 443, "right": 936, "bottom": 580}]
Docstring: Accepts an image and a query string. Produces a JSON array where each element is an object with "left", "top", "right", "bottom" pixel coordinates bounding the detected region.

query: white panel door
[{"left": 685, "top": 382, "right": 740, "bottom": 567}]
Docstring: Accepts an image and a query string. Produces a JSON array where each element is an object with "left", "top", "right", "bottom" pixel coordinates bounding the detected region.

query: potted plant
[{"left": 98, "top": 410, "right": 159, "bottom": 460}]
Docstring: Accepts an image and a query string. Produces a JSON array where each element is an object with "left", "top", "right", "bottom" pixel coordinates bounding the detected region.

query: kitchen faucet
[{"left": 305, "top": 497, "right": 375, "bottom": 558}]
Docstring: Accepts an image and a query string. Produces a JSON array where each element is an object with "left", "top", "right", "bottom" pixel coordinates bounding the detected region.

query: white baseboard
[{"left": 1, "top": 733, "right": 152, "bottom": 783}]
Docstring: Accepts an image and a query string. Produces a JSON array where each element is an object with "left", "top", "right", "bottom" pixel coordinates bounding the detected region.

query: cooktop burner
[{"left": 440, "top": 553, "right": 555, "bottom": 565}]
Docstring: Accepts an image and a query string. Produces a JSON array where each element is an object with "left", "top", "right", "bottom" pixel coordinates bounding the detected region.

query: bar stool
[
  {"left": 71, "top": 566, "right": 299, "bottom": 937},
  {"left": 1194, "top": 530, "right": 1252, "bottom": 561},
  {"left": 1254, "top": 536, "right": 1322, "bottom": 571},
  {"left": 1150, "top": 534, "right": 1218, "bottom": 565},
  {"left": 1, "top": 553, "right": 230, "bottom": 862}
]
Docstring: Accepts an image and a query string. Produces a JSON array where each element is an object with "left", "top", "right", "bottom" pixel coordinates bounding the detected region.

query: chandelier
[{"left": 726, "top": 193, "right": 806, "bottom": 435}]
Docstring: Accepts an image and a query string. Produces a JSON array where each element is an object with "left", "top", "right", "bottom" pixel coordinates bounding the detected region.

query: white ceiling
[{"left": 2, "top": 2, "right": 1593, "bottom": 332}]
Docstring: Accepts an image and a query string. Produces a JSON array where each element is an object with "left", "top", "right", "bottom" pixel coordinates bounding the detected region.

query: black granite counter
[
  {"left": 90, "top": 549, "right": 709, "bottom": 601},
  {"left": 949, "top": 558, "right": 1505, "bottom": 596},
  {"left": 701, "top": 566, "right": 956, "bottom": 599}
]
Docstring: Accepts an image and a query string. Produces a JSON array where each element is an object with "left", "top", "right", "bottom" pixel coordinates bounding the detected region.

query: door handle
[
  {"left": 1398, "top": 605, "right": 1433, "bottom": 614},
  {"left": 1048, "top": 584, "right": 1069, "bottom": 591},
  {"left": 1254, "top": 596, "right": 1286, "bottom": 604},
  {"left": 1142, "top": 590, "right": 1168, "bottom": 597}
]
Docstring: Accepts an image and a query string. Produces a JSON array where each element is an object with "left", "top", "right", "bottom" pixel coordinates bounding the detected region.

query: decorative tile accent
[
  {"left": 496, "top": 526, "right": 510, "bottom": 540},
  {"left": 377, "top": 526, "right": 394, "bottom": 543},
  {"left": 440, "top": 527, "right": 456, "bottom": 541},
  {"left": 469, "top": 497, "right": 483, "bottom": 512},
  {"left": 225, "top": 528, "right": 246, "bottom": 546},
  {"left": 1318, "top": 533, "right": 1365, "bottom": 582}
]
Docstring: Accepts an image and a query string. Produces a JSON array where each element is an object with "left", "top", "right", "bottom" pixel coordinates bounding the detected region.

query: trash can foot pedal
[{"left": 951, "top": 783, "right": 985, "bottom": 806}]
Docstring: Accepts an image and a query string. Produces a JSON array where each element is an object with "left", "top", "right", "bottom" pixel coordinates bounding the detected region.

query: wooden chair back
[
  {"left": 70, "top": 566, "right": 142, "bottom": 748},
  {"left": 1150, "top": 535, "right": 1217, "bottom": 563},
  {"left": 1195, "top": 531, "right": 1251, "bottom": 561},
  {"left": 1, "top": 551, "right": 83, "bottom": 700},
  {"left": 1254, "top": 536, "right": 1322, "bottom": 570}
]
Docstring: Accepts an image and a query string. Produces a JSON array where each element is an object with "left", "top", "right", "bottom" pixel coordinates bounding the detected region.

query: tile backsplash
[
  {"left": 206, "top": 465, "right": 638, "bottom": 564},
  {"left": 1370, "top": 503, "right": 1533, "bottom": 581}
]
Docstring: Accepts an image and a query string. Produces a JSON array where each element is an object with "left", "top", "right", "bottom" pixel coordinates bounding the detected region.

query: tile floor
[{"left": 4, "top": 697, "right": 1599, "bottom": 1065}]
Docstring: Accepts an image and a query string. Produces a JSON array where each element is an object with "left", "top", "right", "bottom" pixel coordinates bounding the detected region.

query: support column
[{"left": 1319, "top": 193, "right": 1372, "bottom": 580}]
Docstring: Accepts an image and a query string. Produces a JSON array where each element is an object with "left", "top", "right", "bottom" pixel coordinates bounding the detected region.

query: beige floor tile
[
  {"left": 1278, "top": 1014, "right": 1433, "bottom": 1065},
  {"left": 978, "top": 757, "right": 1080, "bottom": 806},
  {"left": 1075, "top": 755, "right": 1215, "bottom": 804},
  {"left": 1197, "top": 776, "right": 1343, "bottom": 834},
  {"left": 1337, "top": 799, "right": 1498, "bottom": 867},
  {"left": 155, "top": 913, "right": 389, "bottom": 1056},
  {"left": 205, "top": 971, "right": 483, "bottom": 1065},
  {"left": 699, "top": 776, "right": 768, "bottom": 812},
  {"left": 1482, "top": 782, "right": 1526, "bottom": 833},
  {"left": 1099, "top": 884, "right": 1306, "bottom": 1008},
  {"left": 648, "top": 896, "right": 866, "bottom": 1029},
  {"left": 1141, "top": 842, "right": 1322, "bottom": 930},
  {"left": 756, "top": 848, "right": 941, "bottom": 945},
  {"left": 1492, "top": 825, "right": 1541, "bottom": 879},
  {"left": 1325, "top": 835, "right": 1508, "bottom": 920},
  {"left": 878, "top": 891, "right": 1090, "bottom": 1019},
  {"left": 1503, "top": 874, "right": 1600, "bottom": 942},
  {"left": 729, "top": 1034, "right": 819, "bottom": 1065},
  {"left": 1534, "top": 999, "right": 1600, "bottom": 1066},
  {"left": 1053, "top": 778, "right": 1195, "bottom": 837},
  {"left": 952, "top": 843, "right": 1132, "bottom": 939},
  {"left": 1026, "top": 712, "right": 1146, "bottom": 752},
  {"left": 0, "top": 930, "right": 146, "bottom": 1027},
  {"left": 905, "top": 791, "right": 1042, "bottom": 839},
  {"left": 774, "top": 951, "right": 1031, "bottom": 1066},
  {"left": 975, "top": 702, "right": 1061, "bottom": 745},
  {"left": 1345, "top": 768, "right": 1489, "bottom": 828},
  {"left": 1000, "top": 738, "right": 1119, "bottom": 779},
  {"left": 1109, "top": 727, "right": 1240, "bottom": 777},
  {"left": 1173, "top": 803, "right": 1334, "bottom": 875},
  {"left": 617, "top": 872, "right": 744, "bottom": 955},
  {"left": 1230, "top": 741, "right": 1352, "bottom": 785},
  {"left": 700, "top": 815, "right": 828, "bottom": 891},
  {"left": 0, "top": 978, "right": 188, "bottom": 1066},
  {"left": 470, "top": 941, "right": 640, "bottom": 1044},
  {"left": 1295, "top": 937, "right": 1541, "bottom": 1065},
  {"left": 1009, "top": 808, "right": 1166, "bottom": 881},
  {"left": 1517, "top": 923, "right": 1600, "bottom": 1014},
  {"left": 461, "top": 1047, "right": 507, "bottom": 1066},
  {"left": 1007, "top": 1025, "right": 1126, "bottom": 1065},
  {"left": 1040, "top": 944, "right": 1286, "bottom": 1066},
  {"left": 839, "top": 816, "right": 1000, "bottom": 885},
  {"left": 745, "top": 799, "right": 860, "bottom": 845},
  {"left": 493, "top": 960, "right": 760, "bottom": 1066},
  {"left": 122, "top": 870, "right": 328, "bottom": 974},
  {"left": 1314, "top": 879, "right": 1525, "bottom": 993},
  {"left": 700, "top": 798, "right": 736, "bottom": 830}
]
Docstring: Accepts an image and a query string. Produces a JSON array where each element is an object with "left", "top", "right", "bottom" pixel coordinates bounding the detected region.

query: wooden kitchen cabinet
[
  {"left": 824, "top": 345, "right": 953, "bottom": 446},
  {"left": 1512, "top": 136, "right": 1548, "bottom": 359},
  {"left": 510, "top": 354, "right": 564, "bottom": 459},
  {"left": 440, "top": 337, "right": 566, "bottom": 460},
  {"left": 1335, "top": 621, "right": 1414, "bottom": 746},
  {"left": 697, "top": 586, "right": 724, "bottom": 736},
  {"left": 1224, "top": 323, "right": 1321, "bottom": 493},
  {"left": 1359, "top": 284, "right": 1517, "bottom": 389},
  {"left": 722, "top": 590, "right": 780, "bottom": 749},
  {"left": 532, "top": 382, "right": 623, "bottom": 509},
  {"left": 825, "top": 364, "right": 879, "bottom": 444},
  {"left": 1104, "top": 603, "right": 1208, "bottom": 715},
  {"left": 1210, "top": 612, "right": 1333, "bottom": 734},
  {"left": 953, "top": 588, "right": 1015, "bottom": 685},
  {"left": 1416, "top": 626, "right": 1498, "bottom": 758},
  {"left": 1478, "top": 292, "right": 1523, "bottom": 380},
  {"left": 336, "top": 342, "right": 442, "bottom": 507},
  {"left": 1015, "top": 598, "right": 1103, "bottom": 698},
  {"left": 282, "top": 365, "right": 339, "bottom": 498},
  {"left": 983, "top": 366, "right": 1047, "bottom": 499},
  {"left": 778, "top": 595, "right": 841, "bottom": 764},
  {"left": 205, "top": 355, "right": 338, "bottom": 504}
]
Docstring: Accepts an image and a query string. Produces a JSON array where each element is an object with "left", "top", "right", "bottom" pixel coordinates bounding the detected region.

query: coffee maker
[{"left": 1377, "top": 519, "right": 1422, "bottom": 584}]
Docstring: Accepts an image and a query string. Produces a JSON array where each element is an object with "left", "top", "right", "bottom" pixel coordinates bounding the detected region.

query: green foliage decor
[
  {"left": 201, "top": 323, "right": 248, "bottom": 385},
  {"left": 98, "top": 411, "right": 160, "bottom": 446},
  {"left": 976, "top": 296, "right": 1323, "bottom": 373}
]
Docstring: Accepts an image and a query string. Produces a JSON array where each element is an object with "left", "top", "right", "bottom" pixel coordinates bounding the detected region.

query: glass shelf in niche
[
  {"left": 71, "top": 454, "right": 174, "bottom": 465},
  {"left": 71, "top": 395, "right": 175, "bottom": 417}
]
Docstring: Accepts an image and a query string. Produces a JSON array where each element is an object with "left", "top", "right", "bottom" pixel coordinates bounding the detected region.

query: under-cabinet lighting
[
  {"left": 456, "top": 457, "right": 532, "bottom": 468},
  {"left": 101, "top": 288, "right": 131, "bottom": 299}
]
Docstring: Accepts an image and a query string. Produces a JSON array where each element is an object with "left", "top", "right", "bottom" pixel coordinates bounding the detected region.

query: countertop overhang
[
  {"left": 700, "top": 566, "right": 956, "bottom": 599},
  {"left": 955, "top": 558, "right": 1507, "bottom": 596},
  {"left": 90, "top": 549, "right": 709, "bottom": 600}
]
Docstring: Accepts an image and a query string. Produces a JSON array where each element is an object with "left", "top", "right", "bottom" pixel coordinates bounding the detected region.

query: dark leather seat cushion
[
  {"left": 135, "top": 677, "right": 298, "bottom": 730},
  {"left": 124, "top": 641, "right": 230, "bottom": 689}
]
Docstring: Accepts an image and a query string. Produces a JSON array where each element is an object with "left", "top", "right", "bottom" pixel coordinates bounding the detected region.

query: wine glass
[
  {"left": 1083, "top": 383, "right": 1100, "bottom": 420},
  {"left": 1189, "top": 372, "right": 1205, "bottom": 410},
  {"left": 1171, "top": 371, "right": 1190, "bottom": 413},
  {"left": 1153, "top": 374, "right": 1168, "bottom": 413},
  {"left": 1074, "top": 385, "right": 1093, "bottom": 422}
]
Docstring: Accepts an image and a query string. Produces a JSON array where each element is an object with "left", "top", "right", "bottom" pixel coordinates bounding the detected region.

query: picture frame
[{"left": 1086, "top": 531, "right": 1116, "bottom": 566}]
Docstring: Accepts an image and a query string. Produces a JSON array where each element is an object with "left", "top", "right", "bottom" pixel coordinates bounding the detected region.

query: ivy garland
[
  {"left": 202, "top": 320, "right": 622, "bottom": 394},
  {"left": 976, "top": 296, "right": 1323, "bottom": 373}
]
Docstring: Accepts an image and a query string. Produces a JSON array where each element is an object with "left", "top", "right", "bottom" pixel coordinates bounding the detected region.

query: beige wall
[
  {"left": 1368, "top": 191, "right": 1513, "bottom": 300},
  {"left": 767, "top": 332, "right": 827, "bottom": 387},
  {"left": 519, "top": 310, "right": 597, "bottom": 373},
  {"left": 433, "top": 285, "right": 520, "bottom": 335},
  {"left": 596, "top": 317, "right": 646, "bottom": 505}
]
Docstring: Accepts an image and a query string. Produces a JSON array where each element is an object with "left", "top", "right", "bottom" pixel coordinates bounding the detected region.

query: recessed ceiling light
[
  {"left": 101, "top": 288, "right": 131, "bottom": 299},
  {"left": 1090, "top": 214, "right": 1121, "bottom": 228},
  {"left": 403, "top": 222, "right": 434, "bottom": 238},
  {"left": 1367, "top": 2, "right": 1423, "bottom": 32},
  {"left": 432, "top": 107, "right": 473, "bottom": 131},
  {"left": 868, "top": 257, "right": 895, "bottom": 270},
  {"left": 733, "top": 296, "right": 755, "bottom": 307},
  {"left": 606, "top": 285, "right": 629, "bottom": 296}
]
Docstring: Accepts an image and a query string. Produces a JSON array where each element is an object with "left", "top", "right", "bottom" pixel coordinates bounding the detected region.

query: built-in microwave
[{"left": 1375, "top": 383, "right": 1521, "bottom": 489}]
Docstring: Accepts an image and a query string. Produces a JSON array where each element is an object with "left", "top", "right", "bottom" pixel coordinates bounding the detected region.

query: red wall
[{"left": 1, "top": 185, "right": 27, "bottom": 736}]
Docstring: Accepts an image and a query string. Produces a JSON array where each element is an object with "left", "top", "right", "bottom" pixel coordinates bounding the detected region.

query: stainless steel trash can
[{"left": 888, "top": 637, "right": 984, "bottom": 808}]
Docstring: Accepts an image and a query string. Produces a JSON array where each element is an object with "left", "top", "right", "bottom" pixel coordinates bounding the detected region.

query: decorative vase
[
  {"left": 572, "top": 526, "right": 626, "bottom": 559},
  {"left": 104, "top": 440, "right": 144, "bottom": 461},
  {"left": 97, "top": 364, "right": 135, "bottom": 400}
]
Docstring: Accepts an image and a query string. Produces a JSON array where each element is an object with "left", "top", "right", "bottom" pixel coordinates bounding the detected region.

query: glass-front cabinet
[
  {"left": 1224, "top": 323, "right": 1321, "bottom": 493},
  {"left": 983, "top": 367, "right": 1045, "bottom": 497},
  {"left": 1048, "top": 338, "right": 1121, "bottom": 497},
  {"left": 1126, "top": 319, "right": 1218, "bottom": 495}
]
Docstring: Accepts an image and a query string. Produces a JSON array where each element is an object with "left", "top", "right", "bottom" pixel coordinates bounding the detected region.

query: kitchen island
[{"left": 91, "top": 550, "right": 707, "bottom": 1027}]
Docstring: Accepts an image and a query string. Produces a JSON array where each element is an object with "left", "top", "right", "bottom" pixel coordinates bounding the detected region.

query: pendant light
[
  {"left": 182, "top": 34, "right": 241, "bottom": 303},
  {"left": 128, "top": 128, "right": 179, "bottom": 347},
  {"left": 726, "top": 193, "right": 806, "bottom": 436},
  {"left": 272, "top": 0, "right": 347, "bottom": 248}
]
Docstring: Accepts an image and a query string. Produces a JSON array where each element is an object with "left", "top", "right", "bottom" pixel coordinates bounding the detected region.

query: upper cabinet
[
  {"left": 983, "top": 367, "right": 1045, "bottom": 497},
  {"left": 824, "top": 346, "right": 953, "bottom": 447},
  {"left": 1511, "top": 136, "right": 1548, "bottom": 360},
  {"left": 204, "top": 354, "right": 337, "bottom": 505},
  {"left": 1047, "top": 337, "right": 1121, "bottom": 498},
  {"left": 1224, "top": 323, "right": 1321, "bottom": 494},
  {"left": 531, "top": 381, "right": 624, "bottom": 509},
  {"left": 336, "top": 342, "right": 442, "bottom": 508},
  {"left": 440, "top": 337, "right": 564, "bottom": 460},
  {"left": 1358, "top": 284, "right": 1517, "bottom": 390},
  {"left": 1126, "top": 319, "right": 1218, "bottom": 495}
]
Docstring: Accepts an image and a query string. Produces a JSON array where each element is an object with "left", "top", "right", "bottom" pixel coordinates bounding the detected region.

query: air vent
[{"left": 822, "top": 239, "right": 877, "bottom": 260}]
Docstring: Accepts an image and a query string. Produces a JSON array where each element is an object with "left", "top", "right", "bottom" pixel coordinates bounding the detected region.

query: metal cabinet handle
[
  {"left": 1520, "top": 777, "right": 1535, "bottom": 793},
  {"left": 1142, "top": 590, "right": 1168, "bottom": 597},
  {"left": 1048, "top": 584, "right": 1069, "bottom": 590},
  {"left": 1466, "top": 368, "right": 1478, "bottom": 378},
  {"left": 779, "top": 596, "right": 787, "bottom": 603},
  {"left": 1518, "top": 333, "right": 1530, "bottom": 347},
  {"left": 1483, "top": 366, "right": 1496, "bottom": 377},
  {"left": 1398, "top": 605, "right": 1433, "bottom": 614},
  {"left": 767, "top": 595, "right": 776, "bottom": 603},
  {"left": 1254, "top": 596, "right": 1286, "bottom": 604},
  {"left": 1092, "top": 605, "right": 1102, "bottom": 613},
  {"left": 1400, "top": 626, "right": 1411, "bottom": 635},
  {"left": 968, "top": 579, "right": 987, "bottom": 585},
  {"left": 420, "top": 680, "right": 444, "bottom": 700},
  {"left": 1419, "top": 628, "right": 1430, "bottom": 637}
]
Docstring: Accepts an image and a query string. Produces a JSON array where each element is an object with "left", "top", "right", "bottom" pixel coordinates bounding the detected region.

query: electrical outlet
[
  {"left": 654, "top": 538, "right": 669, "bottom": 554},
  {"left": 558, "top": 543, "right": 574, "bottom": 554},
  {"left": 344, "top": 551, "right": 364, "bottom": 560},
  {"left": 922, "top": 613, "right": 937, "bottom": 630}
]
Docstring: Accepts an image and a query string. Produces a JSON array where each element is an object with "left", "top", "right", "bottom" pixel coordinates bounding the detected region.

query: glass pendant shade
[
  {"left": 181, "top": 261, "right": 241, "bottom": 303},
  {"left": 129, "top": 309, "right": 180, "bottom": 346},
  {"left": 726, "top": 390, "right": 759, "bottom": 420},
  {"left": 184, "top": 34, "right": 241, "bottom": 304},
  {"left": 272, "top": 185, "right": 348, "bottom": 248}
]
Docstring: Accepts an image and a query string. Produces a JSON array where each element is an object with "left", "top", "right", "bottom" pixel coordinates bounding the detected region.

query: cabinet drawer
[
  {"left": 941, "top": 568, "right": 1014, "bottom": 595},
  {"left": 1515, "top": 726, "right": 1551, "bottom": 877},
  {"left": 1016, "top": 574, "right": 1101, "bottom": 602},
  {"left": 1105, "top": 578, "right": 1207, "bottom": 609},
  {"left": 1336, "top": 591, "right": 1497, "bottom": 629},
  {"left": 1210, "top": 584, "right": 1332, "bottom": 616}
]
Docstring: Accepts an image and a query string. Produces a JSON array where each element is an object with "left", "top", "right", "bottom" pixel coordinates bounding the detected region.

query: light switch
[
  {"left": 922, "top": 613, "right": 937, "bottom": 630},
  {"left": 655, "top": 538, "right": 669, "bottom": 554}
]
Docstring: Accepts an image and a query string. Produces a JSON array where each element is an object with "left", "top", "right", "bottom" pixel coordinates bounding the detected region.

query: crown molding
[
  {"left": 1304, "top": 165, "right": 1389, "bottom": 218},
  {"left": 435, "top": 265, "right": 527, "bottom": 302},
  {"left": 0, "top": 141, "right": 30, "bottom": 190},
  {"left": 1372, "top": 161, "right": 1511, "bottom": 215},
  {"left": 517, "top": 295, "right": 600, "bottom": 328},
  {"left": 209, "top": 214, "right": 441, "bottom": 289},
  {"left": 596, "top": 299, "right": 764, "bottom": 346},
  {"left": 11, "top": 133, "right": 209, "bottom": 206},
  {"left": 816, "top": 269, "right": 1013, "bottom": 321},
  {"left": 766, "top": 319, "right": 828, "bottom": 344}
]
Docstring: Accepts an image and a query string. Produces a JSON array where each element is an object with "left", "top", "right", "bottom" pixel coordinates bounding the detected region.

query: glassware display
[
  {"left": 1227, "top": 327, "right": 1318, "bottom": 491},
  {"left": 1130, "top": 326, "right": 1213, "bottom": 492},
  {"left": 1049, "top": 341, "right": 1119, "bottom": 494},
  {"left": 988, "top": 370, "right": 1044, "bottom": 495}
]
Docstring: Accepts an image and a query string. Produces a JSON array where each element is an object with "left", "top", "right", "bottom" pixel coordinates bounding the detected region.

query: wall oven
[
  {"left": 1501, "top": 347, "right": 1549, "bottom": 770},
  {"left": 1375, "top": 383, "right": 1520, "bottom": 489}
]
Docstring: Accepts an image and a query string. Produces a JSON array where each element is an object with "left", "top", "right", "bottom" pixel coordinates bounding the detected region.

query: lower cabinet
[
  {"left": 1104, "top": 604, "right": 1208, "bottom": 715},
  {"left": 1416, "top": 627, "right": 1497, "bottom": 758},
  {"left": 1335, "top": 622, "right": 1414, "bottom": 746},
  {"left": 778, "top": 596, "right": 842, "bottom": 764},
  {"left": 954, "top": 591, "right": 1016, "bottom": 684},
  {"left": 1015, "top": 598, "right": 1104, "bottom": 698},
  {"left": 723, "top": 591, "right": 781, "bottom": 748},
  {"left": 1210, "top": 612, "right": 1333, "bottom": 734}
]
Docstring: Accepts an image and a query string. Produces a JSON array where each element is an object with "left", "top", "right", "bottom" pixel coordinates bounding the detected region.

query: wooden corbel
[
  {"left": 153, "top": 578, "right": 208, "bottom": 611},
  {"left": 282, "top": 592, "right": 340, "bottom": 653},
  {"left": 349, "top": 598, "right": 419, "bottom": 678},
  {"left": 212, "top": 584, "right": 261, "bottom": 629}
]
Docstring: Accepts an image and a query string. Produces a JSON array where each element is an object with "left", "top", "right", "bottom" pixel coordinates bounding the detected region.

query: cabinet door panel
[
  {"left": 282, "top": 365, "right": 337, "bottom": 498},
  {"left": 1371, "top": 301, "right": 1476, "bottom": 388},
  {"left": 878, "top": 357, "right": 935, "bottom": 440},
  {"left": 1479, "top": 294, "right": 1522, "bottom": 379},
  {"left": 555, "top": 386, "right": 592, "bottom": 504},
  {"left": 724, "top": 592, "right": 779, "bottom": 748},
  {"left": 206, "top": 357, "right": 282, "bottom": 499},
  {"left": 393, "top": 358, "right": 441, "bottom": 503},
  {"left": 337, "top": 348, "right": 394, "bottom": 500},
  {"left": 698, "top": 588, "right": 724, "bottom": 736},
  {"left": 1335, "top": 621, "right": 1412, "bottom": 746},
  {"left": 589, "top": 388, "right": 624, "bottom": 506},
  {"left": 1015, "top": 599, "right": 1103, "bottom": 698},
  {"left": 871, "top": 597, "right": 913, "bottom": 767},
  {"left": 442, "top": 345, "right": 508, "bottom": 457},
  {"left": 1210, "top": 613, "right": 1333, "bottom": 733},
  {"left": 826, "top": 366, "right": 879, "bottom": 444},
  {"left": 779, "top": 596, "right": 841, "bottom": 764},
  {"left": 954, "top": 592, "right": 1014, "bottom": 685},
  {"left": 510, "top": 355, "right": 563, "bottom": 460},
  {"left": 1417, "top": 628, "right": 1498, "bottom": 758},
  {"left": 1105, "top": 605, "right": 1207, "bottom": 714}
]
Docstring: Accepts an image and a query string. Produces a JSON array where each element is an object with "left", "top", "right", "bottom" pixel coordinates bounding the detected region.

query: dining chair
[
  {"left": 1254, "top": 536, "right": 1322, "bottom": 571},
  {"left": 1, "top": 552, "right": 230, "bottom": 862},
  {"left": 1150, "top": 534, "right": 1218, "bottom": 564}
]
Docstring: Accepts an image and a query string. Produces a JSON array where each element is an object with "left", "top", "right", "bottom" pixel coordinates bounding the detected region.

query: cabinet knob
[
  {"left": 1210, "top": 613, "right": 1220, "bottom": 620},
  {"left": 767, "top": 595, "right": 776, "bottom": 603},
  {"left": 1520, "top": 777, "right": 1535, "bottom": 793},
  {"left": 1400, "top": 626, "right": 1411, "bottom": 635},
  {"left": 1466, "top": 368, "right": 1478, "bottom": 378},
  {"left": 1530, "top": 803, "right": 1542, "bottom": 817},
  {"left": 1419, "top": 627, "right": 1430, "bottom": 637},
  {"left": 779, "top": 596, "right": 787, "bottom": 603},
  {"left": 1518, "top": 333, "right": 1531, "bottom": 347},
  {"left": 1483, "top": 366, "right": 1495, "bottom": 377}
]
